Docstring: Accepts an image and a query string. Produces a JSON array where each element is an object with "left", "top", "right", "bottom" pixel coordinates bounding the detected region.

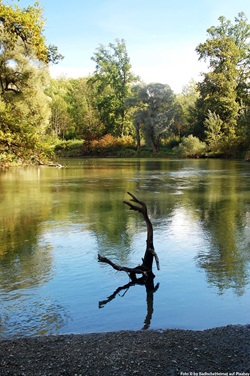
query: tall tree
[
  {"left": 0, "top": 1, "right": 62, "bottom": 165},
  {"left": 0, "top": 1, "right": 62, "bottom": 64},
  {"left": 46, "top": 78, "right": 72, "bottom": 140},
  {"left": 133, "top": 83, "right": 178, "bottom": 152},
  {"left": 176, "top": 79, "right": 199, "bottom": 137},
  {"left": 67, "top": 78, "right": 103, "bottom": 139},
  {"left": 89, "top": 39, "right": 136, "bottom": 137},
  {"left": 194, "top": 13, "right": 250, "bottom": 151}
]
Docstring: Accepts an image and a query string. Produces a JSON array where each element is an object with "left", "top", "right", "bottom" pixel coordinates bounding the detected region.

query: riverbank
[{"left": 0, "top": 325, "right": 250, "bottom": 375}]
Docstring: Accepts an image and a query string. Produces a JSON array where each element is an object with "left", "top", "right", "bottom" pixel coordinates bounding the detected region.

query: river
[{"left": 0, "top": 158, "right": 250, "bottom": 339}]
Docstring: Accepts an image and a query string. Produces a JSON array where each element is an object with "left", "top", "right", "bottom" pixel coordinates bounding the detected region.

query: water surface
[{"left": 1, "top": 158, "right": 250, "bottom": 339}]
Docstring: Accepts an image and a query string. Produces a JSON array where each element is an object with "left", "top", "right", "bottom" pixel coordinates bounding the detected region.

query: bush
[
  {"left": 174, "top": 135, "right": 207, "bottom": 158},
  {"left": 82, "top": 134, "right": 135, "bottom": 156},
  {"left": 54, "top": 140, "right": 84, "bottom": 157},
  {"left": 118, "top": 135, "right": 135, "bottom": 148}
]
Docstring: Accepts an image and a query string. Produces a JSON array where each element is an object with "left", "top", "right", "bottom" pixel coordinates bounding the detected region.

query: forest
[{"left": 1, "top": 1, "right": 250, "bottom": 167}]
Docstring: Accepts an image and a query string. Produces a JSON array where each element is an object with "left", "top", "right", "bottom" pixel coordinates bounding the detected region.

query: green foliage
[
  {"left": 204, "top": 110, "right": 223, "bottom": 152},
  {"left": 132, "top": 83, "right": 179, "bottom": 152},
  {"left": 54, "top": 139, "right": 84, "bottom": 157},
  {"left": 174, "top": 135, "right": 207, "bottom": 158},
  {"left": 0, "top": 1, "right": 61, "bottom": 167},
  {"left": 0, "top": 1, "right": 63, "bottom": 64},
  {"left": 194, "top": 12, "right": 250, "bottom": 152},
  {"left": 46, "top": 78, "right": 73, "bottom": 140},
  {"left": 203, "top": 110, "right": 240, "bottom": 156},
  {"left": 89, "top": 39, "right": 137, "bottom": 137},
  {"left": 176, "top": 79, "right": 199, "bottom": 136},
  {"left": 2, "top": 5, "right": 250, "bottom": 165},
  {"left": 67, "top": 78, "right": 103, "bottom": 138},
  {"left": 0, "top": 100, "right": 53, "bottom": 166}
]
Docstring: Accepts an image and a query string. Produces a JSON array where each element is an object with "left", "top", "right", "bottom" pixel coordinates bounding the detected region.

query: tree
[
  {"left": 194, "top": 13, "right": 250, "bottom": 151},
  {"left": 0, "top": 43, "right": 51, "bottom": 163},
  {"left": 89, "top": 39, "right": 137, "bottom": 137},
  {"left": 176, "top": 79, "right": 199, "bottom": 136},
  {"left": 0, "top": 1, "right": 62, "bottom": 165},
  {"left": 0, "top": 1, "right": 62, "bottom": 64},
  {"left": 67, "top": 78, "right": 103, "bottom": 139},
  {"left": 46, "top": 78, "right": 72, "bottom": 140},
  {"left": 133, "top": 83, "right": 178, "bottom": 152}
]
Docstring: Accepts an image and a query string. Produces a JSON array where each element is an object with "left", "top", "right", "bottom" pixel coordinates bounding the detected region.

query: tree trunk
[{"left": 135, "top": 121, "right": 141, "bottom": 150}]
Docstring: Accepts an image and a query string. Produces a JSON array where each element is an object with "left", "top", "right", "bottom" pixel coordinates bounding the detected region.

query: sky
[{"left": 8, "top": 0, "right": 250, "bottom": 93}]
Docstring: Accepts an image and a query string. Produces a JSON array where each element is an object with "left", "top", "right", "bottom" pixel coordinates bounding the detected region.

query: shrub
[
  {"left": 98, "top": 134, "right": 119, "bottom": 150},
  {"left": 118, "top": 135, "right": 135, "bottom": 148},
  {"left": 174, "top": 135, "right": 207, "bottom": 158},
  {"left": 83, "top": 134, "right": 135, "bottom": 155},
  {"left": 54, "top": 140, "right": 84, "bottom": 157}
]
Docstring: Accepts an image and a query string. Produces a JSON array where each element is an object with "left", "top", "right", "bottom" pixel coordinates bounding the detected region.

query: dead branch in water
[{"left": 98, "top": 192, "right": 160, "bottom": 283}]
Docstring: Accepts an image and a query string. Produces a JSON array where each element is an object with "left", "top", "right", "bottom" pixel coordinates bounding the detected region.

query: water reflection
[
  {"left": 1, "top": 159, "right": 250, "bottom": 337},
  {"left": 99, "top": 279, "right": 160, "bottom": 330}
]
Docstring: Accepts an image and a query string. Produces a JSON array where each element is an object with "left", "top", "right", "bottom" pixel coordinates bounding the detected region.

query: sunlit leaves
[
  {"left": 133, "top": 83, "right": 178, "bottom": 152},
  {"left": 90, "top": 39, "right": 137, "bottom": 137},
  {"left": 0, "top": 1, "right": 62, "bottom": 63},
  {"left": 194, "top": 12, "right": 250, "bottom": 151}
]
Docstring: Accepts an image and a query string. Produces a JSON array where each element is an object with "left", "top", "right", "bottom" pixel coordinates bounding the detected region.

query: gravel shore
[{"left": 0, "top": 325, "right": 250, "bottom": 375}]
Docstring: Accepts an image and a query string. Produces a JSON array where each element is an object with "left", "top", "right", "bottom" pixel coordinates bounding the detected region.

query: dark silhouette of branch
[
  {"left": 124, "top": 192, "right": 160, "bottom": 271},
  {"left": 99, "top": 280, "right": 160, "bottom": 330},
  {"left": 99, "top": 281, "right": 136, "bottom": 308},
  {"left": 98, "top": 192, "right": 160, "bottom": 283}
]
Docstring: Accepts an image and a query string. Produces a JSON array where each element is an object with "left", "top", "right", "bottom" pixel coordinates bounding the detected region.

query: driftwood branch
[
  {"left": 98, "top": 192, "right": 160, "bottom": 283},
  {"left": 98, "top": 255, "right": 148, "bottom": 276},
  {"left": 124, "top": 192, "right": 160, "bottom": 271}
]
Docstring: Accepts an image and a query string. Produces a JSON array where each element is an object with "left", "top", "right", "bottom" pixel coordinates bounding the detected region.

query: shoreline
[{"left": 0, "top": 325, "right": 250, "bottom": 375}]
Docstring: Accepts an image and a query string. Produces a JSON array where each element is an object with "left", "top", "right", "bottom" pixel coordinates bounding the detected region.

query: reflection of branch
[
  {"left": 99, "top": 281, "right": 135, "bottom": 308},
  {"left": 143, "top": 282, "right": 160, "bottom": 330},
  {"left": 99, "top": 280, "right": 160, "bottom": 330}
]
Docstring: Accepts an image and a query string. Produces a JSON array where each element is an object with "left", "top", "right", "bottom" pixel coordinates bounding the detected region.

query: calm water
[{"left": 0, "top": 158, "right": 250, "bottom": 339}]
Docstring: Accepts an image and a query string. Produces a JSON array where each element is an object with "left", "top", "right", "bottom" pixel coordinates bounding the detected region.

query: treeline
[{"left": 1, "top": 2, "right": 250, "bottom": 167}]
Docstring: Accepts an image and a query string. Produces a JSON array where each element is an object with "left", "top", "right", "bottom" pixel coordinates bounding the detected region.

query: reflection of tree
[
  {"left": 1, "top": 158, "right": 250, "bottom": 336},
  {"left": 92, "top": 160, "right": 250, "bottom": 296},
  {"left": 196, "top": 197, "right": 250, "bottom": 296},
  {"left": 0, "top": 210, "right": 70, "bottom": 339},
  {"left": 0, "top": 168, "right": 67, "bottom": 339},
  {"left": 99, "top": 279, "right": 160, "bottom": 330},
  {"left": 0, "top": 212, "right": 54, "bottom": 291},
  {"left": 184, "top": 160, "right": 250, "bottom": 295}
]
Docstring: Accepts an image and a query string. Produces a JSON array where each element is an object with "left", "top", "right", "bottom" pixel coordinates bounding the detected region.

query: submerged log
[{"left": 98, "top": 192, "right": 160, "bottom": 284}]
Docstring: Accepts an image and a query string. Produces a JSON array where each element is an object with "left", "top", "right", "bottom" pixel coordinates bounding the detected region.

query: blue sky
[{"left": 11, "top": 0, "right": 250, "bottom": 92}]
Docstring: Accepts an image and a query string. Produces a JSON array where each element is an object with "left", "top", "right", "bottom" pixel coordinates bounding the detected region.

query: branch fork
[{"left": 98, "top": 192, "right": 160, "bottom": 283}]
